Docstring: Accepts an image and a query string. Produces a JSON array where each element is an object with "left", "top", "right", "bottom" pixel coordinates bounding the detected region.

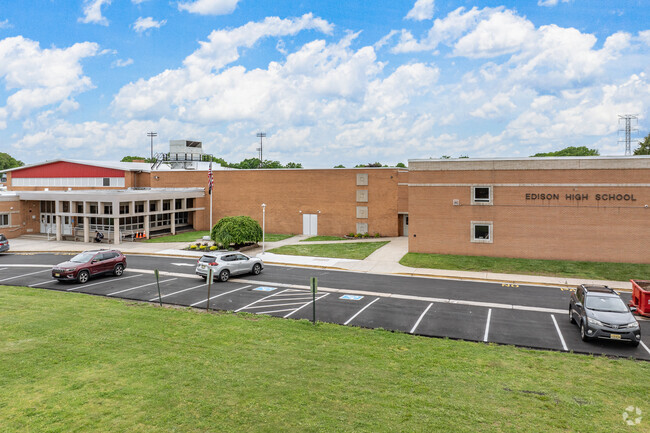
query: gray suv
[
  {"left": 569, "top": 284, "right": 641, "bottom": 347},
  {"left": 0, "top": 234, "right": 9, "bottom": 253},
  {"left": 195, "top": 252, "right": 263, "bottom": 282}
]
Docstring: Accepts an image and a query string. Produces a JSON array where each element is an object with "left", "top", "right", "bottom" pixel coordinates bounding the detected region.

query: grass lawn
[
  {"left": 301, "top": 235, "right": 348, "bottom": 242},
  {"left": 400, "top": 253, "right": 650, "bottom": 281},
  {"left": 1, "top": 286, "right": 648, "bottom": 432},
  {"left": 269, "top": 241, "right": 389, "bottom": 260},
  {"left": 144, "top": 232, "right": 295, "bottom": 244}
]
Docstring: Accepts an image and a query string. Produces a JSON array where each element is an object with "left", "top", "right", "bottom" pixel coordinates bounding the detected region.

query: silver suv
[
  {"left": 195, "top": 252, "right": 263, "bottom": 282},
  {"left": 569, "top": 284, "right": 641, "bottom": 346},
  {"left": 0, "top": 234, "right": 9, "bottom": 253}
]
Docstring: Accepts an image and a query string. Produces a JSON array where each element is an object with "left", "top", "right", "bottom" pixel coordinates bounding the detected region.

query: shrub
[
  {"left": 347, "top": 232, "right": 355, "bottom": 238},
  {"left": 211, "top": 215, "right": 263, "bottom": 247},
  {"left": 189, "top": 245, "right": 197, "bottom": 250},
  {"left": 374, "top": 233, "right": 380, "bottom": 238}
]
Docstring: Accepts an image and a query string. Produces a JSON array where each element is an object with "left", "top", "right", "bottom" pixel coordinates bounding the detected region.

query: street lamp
[{"left": 261, "top": 203, "right": 266, "bottom": 254}]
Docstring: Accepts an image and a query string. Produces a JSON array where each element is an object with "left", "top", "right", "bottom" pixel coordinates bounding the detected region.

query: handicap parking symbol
[
  {"left": 253, "top": 286, "right": 276, "bottom": 292},
  {"left": 340, "top": 295, "right": 363, "bottom": 300}
]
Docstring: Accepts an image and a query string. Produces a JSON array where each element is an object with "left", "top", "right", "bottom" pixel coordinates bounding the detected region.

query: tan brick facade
[{"left": 408, "top": 158, "right": 650, "bottom": 264}]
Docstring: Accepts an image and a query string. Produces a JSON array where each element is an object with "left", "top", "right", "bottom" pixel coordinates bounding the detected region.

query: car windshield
[
  {"left": 199, "top": 256, "right": 217, "bottom": 263},
  {"left": 585, "top": 295, "right": 628, "bottom": 313},
  {"left": 70, "top": 252, "right": 96, "bottom": 263}
]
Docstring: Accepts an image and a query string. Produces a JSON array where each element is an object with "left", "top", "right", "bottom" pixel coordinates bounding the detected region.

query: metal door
[
  {"left": 302, "top": 214, "right": 317, "bottom": 236},
  {"left": 403, "top": 214, "right": 409, "bottom": 237},
  {"left": 62, "top": 216, "right": 72, "bottom": 235}
]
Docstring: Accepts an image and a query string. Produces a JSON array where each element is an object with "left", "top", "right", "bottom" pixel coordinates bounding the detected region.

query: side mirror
[
  {"left": 630, "top": 306, "right": 637, "bottom": 313},
  {"left": 574, "top": 302, "right": 582, "bottom": 309}
]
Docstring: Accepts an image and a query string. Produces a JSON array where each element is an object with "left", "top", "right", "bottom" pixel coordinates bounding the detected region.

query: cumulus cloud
[
  {"left": 405, "top": 0, "right": 435, "bottom": 21},
  {"left": 0, "top": 19, "right": 11, "bottom": 29},
  {"left": 538, "top": 0, "right": 571, "bottom": 7},
  {"left": 178, "top": 0, "right": 240, "bottom": 15},
  {"left": 112, "top": 58, "right": 134, "bottom": 67},
  {"left": 133, "top": 17, "right": 167, "bottom": 33},
  {"left": 0, "top": 36, "right": 99, "bottom": 123},
  {"left": 78, "top": 0, "right": 112, "bottom": 26}
]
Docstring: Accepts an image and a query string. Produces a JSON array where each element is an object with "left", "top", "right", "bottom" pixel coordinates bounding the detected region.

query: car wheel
[
  {"left": 113, "top": 264, "right": 124, "bottom": 276},
  {"left": 252, "top": 263, "right": 262, "bottom": 275},
  {"left": 200, "top": 275, "right": 207, "bottom": 280},
  {"left": 569, "top": 306, "right": 575, "bottom": 324},
  {"left": 219, "top": 269, "right": 230, "bottom": 282},
  {"left": 580, "top": 322, "right": 590, "bottom": 342},
  {"left": 77, "top": 270, "right": 90, "bottom": 284}
]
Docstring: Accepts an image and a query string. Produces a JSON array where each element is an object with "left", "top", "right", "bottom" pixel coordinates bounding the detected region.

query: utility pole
[
  {"left": 256, "top": 132, "right": 266, "bottom": 168},
  {"left": 147, "top": 132, "right": 158, "bottom": 160},
  {"left": 618, "top": 115, "right": 638, "bottom": 155}
]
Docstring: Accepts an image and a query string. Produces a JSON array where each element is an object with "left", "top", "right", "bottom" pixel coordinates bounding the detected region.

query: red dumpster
[{"left": 630, "top": 280, "right": 650, "bottom": 317}]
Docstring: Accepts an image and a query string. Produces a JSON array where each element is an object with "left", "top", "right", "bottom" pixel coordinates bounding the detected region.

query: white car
[{"left": 195, "top": 252, "right": 263, "bottom": 282}]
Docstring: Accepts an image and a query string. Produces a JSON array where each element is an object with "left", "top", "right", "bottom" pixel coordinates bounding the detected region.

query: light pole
[
  {"left": 261, "top": 203, "right": 266, "bottom": 254},
  {"left": 256, "top": 132, "right": 266, "bottom": 168},
  {"left": 147, "top": 132, "right": 158, "bottom": 160}
]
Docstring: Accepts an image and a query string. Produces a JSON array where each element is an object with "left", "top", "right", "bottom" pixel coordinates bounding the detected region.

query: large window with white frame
[
  {"left": 471, "top": 186, "right": 492, "bottom": 205},
  {"left": 471, "top": 221, "right": 493, "bottom": 243},
  {"left": 0, "top": 214, "right": 9, "bottom": 227}
]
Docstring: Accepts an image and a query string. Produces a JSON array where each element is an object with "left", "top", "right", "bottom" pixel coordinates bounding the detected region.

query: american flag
[{"left": 208, "top": 162, "right": 213, "bottom": 195}]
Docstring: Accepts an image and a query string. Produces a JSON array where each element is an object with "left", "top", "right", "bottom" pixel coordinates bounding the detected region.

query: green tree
[
  {"left": 440, "top": 155, "right": 451, "bottom": 159},
  {"left": 633, "top": 133, "right": 650, "bottom": 155},
  {"left": 334, "top": 164, "right": 346, "bottom": 168},
  {"left": 531, "top": 146, "right": 600, "bottom": 157},
  {"left": 355, "top": 162, "right": 384, "bottom": 167},
  {"left": 211, "top": 216, "right": 262, "bottom": 247},
  {"left": 121, "top": 156, "right": 155, "bottom": 163},
  {"left": 284, "top": 162, "right": 303, "bottom": 168},
  {"left": 395, "top": 162, "right": 406, "bottom": 168},
  {"left": 0, "top": 152, "right": 24, "bottom": 171}
]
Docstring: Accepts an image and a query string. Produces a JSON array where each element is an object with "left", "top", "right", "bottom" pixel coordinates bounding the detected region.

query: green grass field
[
  {"left": 269, "top": 241, "right": 389, "bottom": 260},
  {"left": 300, "top": 235, "right": 348, "bottom": 242},
  {"left": 400, "top": 253, "right": 650, "bottom": 281},
  {"left": 1, "top": 285, "right": 647, "bottom": 432}
]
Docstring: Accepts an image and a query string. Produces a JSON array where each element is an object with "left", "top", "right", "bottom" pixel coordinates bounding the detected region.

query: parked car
[
  {"left": 0, "top": 234, "right": 9, "bottom": 253},
  {"left": 569, "top": 284, "right": 641, "bottom": 346},
  {"left": 52, "top": 249, "right": 127, "bottom": 283},
  {"left": 195, "top": 252, "right": 263, "bottom": 282}
]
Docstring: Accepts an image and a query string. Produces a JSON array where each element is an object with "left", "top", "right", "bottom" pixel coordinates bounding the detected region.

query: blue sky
[{"left": 1, "top": 0, "right": 649, "bottom": 167}]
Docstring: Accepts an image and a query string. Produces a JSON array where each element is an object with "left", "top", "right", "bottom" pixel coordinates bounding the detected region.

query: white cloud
[
  {"left": 78, "top": 0, "right": 112, "bottom": 26},
  {"left": 405, "top": 0, "right": 435, "bottom": 21},
  {"left": 178, "top": 0, "right": 240, "bottom": 16},
  {"left": 538, "top": 0, "right": 571, "bottom": 7},
  {"left": 453, "top": 10, "right": 536, "bottom": 58},
  {"left": 0, "top": 36, "right": 99, "bottom": 122},
  {"left": 112, "top": 58, "right": 134, "bottom": 67},
  {"left": 132, "top": 0, "right": 149, "bottom": 4},
  {"left": 0, "top": 19, "right": 11, "bottom": 29},
  {"left": 133, "top": 17, "right": 167, "bottom": 33},
  {"left": 638, "top": 30, "right": 650, "bottom": 46}
]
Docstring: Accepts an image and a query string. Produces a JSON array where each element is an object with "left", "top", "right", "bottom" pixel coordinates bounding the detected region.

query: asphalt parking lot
[{"left": 1, "top": 253, "right": 649, "bottom": 361}]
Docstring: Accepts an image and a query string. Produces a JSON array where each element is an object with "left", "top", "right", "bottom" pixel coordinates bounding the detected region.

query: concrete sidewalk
[{"left": 2, "top": 235, "right": 634, "bottom": 290}]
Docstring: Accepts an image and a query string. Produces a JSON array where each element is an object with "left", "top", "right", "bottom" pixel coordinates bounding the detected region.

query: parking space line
[
  {"left": 66, "top": 274, "right": 142, "bottom": 291},
  {"left": 483, "top": 308, "right": 492, "bottom": 342},
  {"left": 640, "top": 341, "right": 650, "bottom": 356},
  {"left": 244, "top": 301, "right": 313, "bottom": 310},
  {"left": 235, "top": 289, "right": 290, "bottom": 312},
  {"left": 410, "top": 303, "right": 433, "bottom": 334},
  {"left": 107, "top": 278, "right": 177, "bottom": 296},
  {"left": 256, "top": 308, "right": 298, "bottom": 315},
  {"left": 0, "top": 269, "right": 50, "bottom": 283},
  {"left": 149, "top": 283, "right": 206, "bottom": 302},
  {"left": 189, "top": 285, "right": 252, "bottom": 307},
  {"left": 28, "top": 280, "right": 59, "bottom": 287},
  {"left": 284, "top": 293, "right": 329, "bottom": 318},
  {"left": 551, "top": 314, "right": 568, "bottom": 351},
  {"left": 344, "top": 297, "right": 380, "bottom": 325}
]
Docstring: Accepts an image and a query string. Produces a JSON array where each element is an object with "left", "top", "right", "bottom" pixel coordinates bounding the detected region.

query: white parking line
[
  {"left": 483, "top": 309, "right": 492, "bottom": 342},
  {"left": 0, "top": 269, "right": 50, "bottom": 283},
  {"left": 28, "top": 280, "right": 59, "bottom": 287},
  {"left": 245, "top": 301, "right": 313, "bottom": 310},
  {"left": 344, "top": 297, "right": 380, "bottom": 325},
  {"left": 235, "top": 289, "right": 290, "bottom": 312},
  {"left": 66, "top": 274, "right": 142, "bottom": 291},
  {"left": 149, "top": 283, "right": 206, "bottom": 302},
  {"left": 284, "top": 293, "right": 330, "bottom": 318},
  {"left": 640, "top": 341, "right": 650, "bottom": 356},
  {"left": 107, "top": 278, "right": 177, "bottom": 297},
  {"left": 189, "top": 285, "right": 252, "bottom": 307},
  {"left": 410, "top": 303, "right": 433, "bottom": 334},
  {"left": 551, "top": 314, "right": 568, "bottom": 351},
  {"left": 256, "top": 308, "right": 298, "bottom": 315}
]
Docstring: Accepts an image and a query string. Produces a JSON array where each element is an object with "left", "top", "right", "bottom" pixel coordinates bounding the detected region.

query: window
[
  {"left": 103, "top": 178, "right": 110, "bottom": 187},
  {"left": 471, "top": 186, "right": 492, "bottom": 205},
  {"left": 0, "top": 214, "right": 9, "bottom": 227},
  {"left": 150, "top": 202, "right": 157, "bottom": 212},
  {"left": 175, "top": 199, "right": 183, "bottom": 210},
  {"left": 186, "top": 198, "right": 194, "bottom": 208},
  {"left": 119, "top": 203, "right": 130, "bottom": 215},
  {"left": 162, "top": 200, "right": 171, "bottom": 211},
  {"left": 471, "top": 221, "right": 492, "bottom": 243}
]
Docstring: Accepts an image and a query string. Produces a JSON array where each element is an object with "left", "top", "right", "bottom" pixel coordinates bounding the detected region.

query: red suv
[{"left": 52, "top": 249, "right": 127, "bottom": 283}]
